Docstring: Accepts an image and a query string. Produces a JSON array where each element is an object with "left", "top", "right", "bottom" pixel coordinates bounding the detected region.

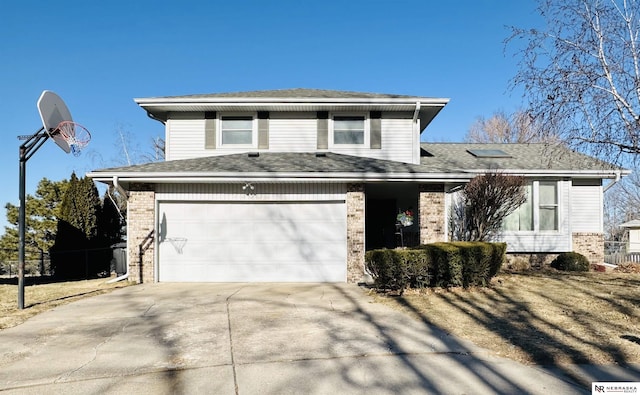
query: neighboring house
[
  {"left": 88, "top": 88, "right": 628, "bottom": 283},
  {"left": 620, "top": 220, "right": 640, "bottom": 253}
]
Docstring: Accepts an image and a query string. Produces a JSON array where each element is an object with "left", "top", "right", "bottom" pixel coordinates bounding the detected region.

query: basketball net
[{"left": 55, "top": 121, "right": 91, "bottom": 157}]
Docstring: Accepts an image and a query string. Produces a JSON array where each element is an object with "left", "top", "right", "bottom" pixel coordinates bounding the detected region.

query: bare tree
[
  {"left": 451, "top": 172, "right": 527, "bottom": 241},
  {"left": 465, "top": 110, "right": 557, "bottom": 143},
  {"left": 605, "top": 171, "right": 640, "bottom": 238},
  {"left": 508, "top": 0, "right": 640, "bottom": 164},
  {"left": 87, "top": 124, "right": 165, "bottom": 169}
]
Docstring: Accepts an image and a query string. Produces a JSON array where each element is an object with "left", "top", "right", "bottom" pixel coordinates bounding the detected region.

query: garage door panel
[
  {"left": 158, "top": 201, "right": 347, "bottom": 282},
  {"left": 161, "top": 263, "right": 347, "bottom": 283}
]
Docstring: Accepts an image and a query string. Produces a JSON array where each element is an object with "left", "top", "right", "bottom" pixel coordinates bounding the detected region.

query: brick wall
[
  {"left": 419, "top": 184, "right": 446, "bottom": 245},
  {"left": 573, "top": 232, "right": 605, "bottom": 266},
  {"left": 346, "top": 183, "right": 365, "bottom": 283},
  {"left": 127, "top": 184, "right": 155, "bottom": 283}
]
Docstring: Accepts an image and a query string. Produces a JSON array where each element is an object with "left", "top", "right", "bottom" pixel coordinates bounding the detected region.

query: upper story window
[
  {"left": 220, "top": 116, "right": 254, "bottom": 146},
  {"left": 332, "top": 115, "right": 367, "bottom": 145},
  {"left": 503, "top": 181, "right": 559, "bottom": 232}
]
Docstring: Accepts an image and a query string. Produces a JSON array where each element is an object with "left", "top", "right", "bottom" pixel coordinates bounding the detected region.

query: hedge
[{"left": 365, "top": 242, "right": 506, "bottom": 290}]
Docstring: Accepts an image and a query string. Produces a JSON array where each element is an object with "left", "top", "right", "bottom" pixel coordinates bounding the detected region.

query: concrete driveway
[{"left": 0, "top": 283, "right": 636, "bottom": 394}]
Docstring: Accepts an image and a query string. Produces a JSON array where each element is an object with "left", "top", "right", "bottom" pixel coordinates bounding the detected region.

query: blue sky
[{"left": 0, "top": 0, "right": 541, "bottom": 233}]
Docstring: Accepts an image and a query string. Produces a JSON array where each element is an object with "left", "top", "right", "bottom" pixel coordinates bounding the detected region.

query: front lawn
[
  {"left": 374, "top": 270, "right": 640, "bottom": 365},
  {"left": 0, "top": 277, "right": 130, "bottom": 330}
]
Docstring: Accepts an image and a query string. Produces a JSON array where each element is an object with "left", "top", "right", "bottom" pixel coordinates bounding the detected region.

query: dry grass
[
  {"left": 0, "top": 277, "right": 130, "bottom": 330},
  {"left": 373, "top": 270, "right": 640, "bottom": 366}
]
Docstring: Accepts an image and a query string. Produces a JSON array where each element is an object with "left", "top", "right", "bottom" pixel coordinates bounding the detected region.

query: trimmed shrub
[
  {"left": 550, "top": 252, "right": 590, "bottom": 272},
  {"left": 425, "top": 243, "right": 463, "bottom": 287},
  {"left": 365, "top": 248, "right": 431, "bottom": 291},
  {"left": 366, "top": 242, "right": 505, "bottom": 290},
  {"left": 488, "top": 242, "right": 507, "bottom": 278},
  {"left": 426, "top": 242, "right": 505, "bottom": 287},
  {"left": 365, "top": 249, "right": 399, "bottom": 290}
]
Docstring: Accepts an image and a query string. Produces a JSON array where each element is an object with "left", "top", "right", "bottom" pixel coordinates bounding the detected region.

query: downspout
[
  {"left": 107, "top": 176, "right": 130, "bottom": 284},
  {"left": 603, "top": 170, "right": 621, "bottom": 193}
]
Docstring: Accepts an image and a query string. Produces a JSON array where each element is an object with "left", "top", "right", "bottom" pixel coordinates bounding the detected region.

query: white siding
[
  {"left": 165, "top": 111, "right": 417, "bottom": 162},
  {"left": 166, "top": 118, "right": 206, "bottom": 161},
  {"left": 329, "top": 115, "right": 415, "bottom": 164},
  {"left": 268, "top": 112, "right": 317, "bottom": 152},
  {"left": 156, "top": 183, "right": 347, "bottom": 202},
  {"left": 570, "top": 179, "right": 603, "bottom": 232}
]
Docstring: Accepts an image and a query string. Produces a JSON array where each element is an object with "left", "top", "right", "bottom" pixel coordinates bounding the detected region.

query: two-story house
[{"left": 88, "top": 88, "right": 628, "bottom": 283}]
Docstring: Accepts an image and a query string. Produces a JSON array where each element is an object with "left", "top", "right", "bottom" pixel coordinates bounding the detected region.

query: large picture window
[
  {"left": 221, "top": 116, "right": 254, "bottom": 145},
  {"left": 504, "top": 181, "right": 559, "bottom": 232},
  {"left": 333, "top": 115, "right": 365, "bottom": 145}
]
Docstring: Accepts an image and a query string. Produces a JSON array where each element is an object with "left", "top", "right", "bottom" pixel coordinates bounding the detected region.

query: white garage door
[{"left": 158, "top": 201, "right": 347, "bottom": 282}]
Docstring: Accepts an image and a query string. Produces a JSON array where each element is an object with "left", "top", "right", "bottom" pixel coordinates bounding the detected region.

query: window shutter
[
  {"left": 370, "top": 111, "right": 381, "bottom": 149},
  {"left": 204, "top": 111, "right": 217, "bottom": 149},
  {"left": 258, "top": 111, "right": 269, "bottom": 149},
  {"left": 317, "top": 111, "right": 328, "bottom": 149}
]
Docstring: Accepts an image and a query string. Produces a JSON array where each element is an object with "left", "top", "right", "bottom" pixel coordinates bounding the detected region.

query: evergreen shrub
[
  {"left": 550, "top": 252, "right": 590, "bottom": 272},
  {"left": 365, "top": 242, "right": 506, "bottom": 290}
]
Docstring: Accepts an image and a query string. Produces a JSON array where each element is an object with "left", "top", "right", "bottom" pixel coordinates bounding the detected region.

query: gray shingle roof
[
  {"left": 94, "top": 152, "right": 432, "bottom": 174},
  {"left": 149, "top": 88, "right": 423, "bottom": 100},
  {"left": 420, "top": 143, "right": 624, "bottom": 172},
  {"left": 89, "top": 144, "right": 627, "bottom": 183}
]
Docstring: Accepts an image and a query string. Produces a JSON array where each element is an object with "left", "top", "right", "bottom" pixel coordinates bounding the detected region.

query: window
[
  {"left": 333, "top": 115, "right": 365, "bottom": 145},
  {"left": 539, "top": 182, "right": 558, "bottom": 230},
  {"left": 221, "top": 116, "right": 253, "bottom": 145},
  {"left": 467, "top": 149, "right": 512, "bottom": 158},
  {"left": 503, "top": 184, "right": 533, "bottom": 231},
  {"left": 504, "top": 181, "right": 559, "bottom": 232}
]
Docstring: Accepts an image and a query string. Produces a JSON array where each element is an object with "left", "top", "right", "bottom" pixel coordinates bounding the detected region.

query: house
[
  {"left": 619, "top": 220, "right": 640, "bottom": 253},
  {"left": 87, "top": 88, "right": 628, "bottom": 283}
]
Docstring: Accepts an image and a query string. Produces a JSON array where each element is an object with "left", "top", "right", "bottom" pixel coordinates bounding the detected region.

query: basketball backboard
[{"left": 37, "top": 90, "right": 73, "bottom": 153}]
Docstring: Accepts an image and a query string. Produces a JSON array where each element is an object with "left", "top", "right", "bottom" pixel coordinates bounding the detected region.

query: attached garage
[{"left": 157, "top": 201, "right": 347, "bottom": 282}]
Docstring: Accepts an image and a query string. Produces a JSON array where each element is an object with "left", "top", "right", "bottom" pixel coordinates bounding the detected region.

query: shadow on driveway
[{"left": 0, "top": 283, "right": 605, "bottom": 394}]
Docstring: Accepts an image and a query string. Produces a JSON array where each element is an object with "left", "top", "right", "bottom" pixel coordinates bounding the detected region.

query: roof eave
[
  {"left": 134, "top": 96, "right": 449, "bottom": 105},
  {"left": 87, "top": 171, "right": 472, "bottom": 186},
  {"left": 462, "top": 168, "right": 631, "bottom": 178}
]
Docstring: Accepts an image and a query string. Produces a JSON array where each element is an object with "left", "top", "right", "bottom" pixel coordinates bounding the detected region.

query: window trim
[
  {"left": 217, "top": 113, "right": 257, "bottom": 148},
  {"left": 329, "top": 112, "right": 369, "bottom": 147}
]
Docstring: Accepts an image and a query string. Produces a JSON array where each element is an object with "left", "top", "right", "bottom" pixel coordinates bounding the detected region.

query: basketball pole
[{"left": 17, "top": 127, "right": 49, "bottom": 310}]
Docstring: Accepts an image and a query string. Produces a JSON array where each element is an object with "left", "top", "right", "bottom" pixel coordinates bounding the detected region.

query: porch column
[
  {"left": 346, "top": 183, "right": 365, "bottom": 283},
  {"left": 127, "top": 184, "right": 156, "bottom": 283},
  {"left": 419, "top": 184, "right": 446, "bottom": 245}
]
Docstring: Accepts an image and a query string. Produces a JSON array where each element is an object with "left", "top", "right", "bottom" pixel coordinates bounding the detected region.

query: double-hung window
[
  {"left": 503, "top": 181, "right": 559, "bottom": 232},
  {"left": 220, "top": 116, "right": 254, "bottom": 146},
  {"left": 538, "top": 181, "right": 558, "bottom": 230},
  {"left": 332, "top": 115, "right": 366, "bottom": 145}
]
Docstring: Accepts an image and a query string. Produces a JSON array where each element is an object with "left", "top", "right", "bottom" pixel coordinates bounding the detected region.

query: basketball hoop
[
  {"left": 166, "top": 237, "right": 187, "bottom": 254},
  {"left": 54, "top": 121, "right": 91, "bottom": 157}
]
